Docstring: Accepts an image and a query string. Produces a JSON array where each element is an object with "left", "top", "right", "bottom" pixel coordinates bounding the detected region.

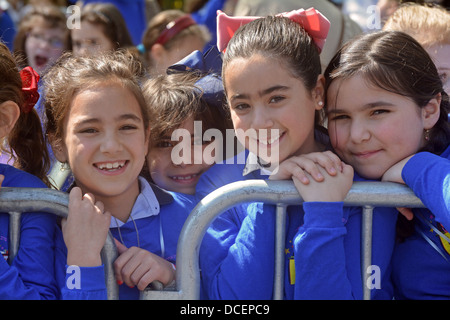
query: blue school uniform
[
  {"left": 392, "top": 144, "right": 450, "bottom": 299},
  {"left": 0, "top": 164, "right": 59, "bottom": 299},
  {"left": 198, "top": 132, "right": 396, "bottom": 299},
  {"left": 195, "top": 149, "right": 268, "bottom": 201},
  {"left": 58, "top": 177, "right": 194, "bottom": 300},
  {"left": 200, "top": 185, "right": 397, "bottom": 299}
]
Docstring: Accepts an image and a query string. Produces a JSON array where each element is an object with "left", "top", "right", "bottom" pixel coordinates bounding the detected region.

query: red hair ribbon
[
  {"left": 19, "top": 66, "right": 40, "bottom": 113},
  {"left": 216, "top": 7, "right": 330, "bottom": 53},
  {"left": 155, "top": 14, "right": 197, "bottom": 46}
]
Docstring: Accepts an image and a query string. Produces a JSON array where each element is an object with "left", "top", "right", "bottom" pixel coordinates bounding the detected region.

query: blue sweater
[
  {"left": 195, "top": 149, "right": 267, "bottom": 201},
  {"left": 0, "top": 164, "right": 59, "bottom": 299},
  {"left": 198, "top": 149, "right": 398, "bottom": 299},
  {"left": 200, "top": 199, "right": 397, "bottom": 299},
  {"left": 58, "top": 177, "right": 194, "bottom": 300},
  {"left": 392, "top": 144, "right": 450, "bottom": 299}
]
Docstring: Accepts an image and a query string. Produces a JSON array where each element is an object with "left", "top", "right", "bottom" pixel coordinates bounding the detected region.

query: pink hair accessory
[
  {"left": 216, "top": 7, "right": 330, "bottom": 53},
  {"left": 20, "top": 66, "right": 40, "bottom": 113}
]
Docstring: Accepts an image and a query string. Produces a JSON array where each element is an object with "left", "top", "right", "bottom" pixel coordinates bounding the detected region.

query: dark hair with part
[
  {"left": 222, "top": 15, "right": 325, "bottom": 128},
  {"left": 80, "top": 3, "right": 134, "bottom": 50},
  {"left": 324, "top": 30, "right": 450, "bottom": 155}
]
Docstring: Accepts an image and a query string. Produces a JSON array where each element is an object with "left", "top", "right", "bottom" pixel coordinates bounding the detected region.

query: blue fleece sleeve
[
  {"left": 293, "top": 202, "right": 357, "bottom": 299},
  {"left": 199, "top": 203, "right": 275, "bottom": 299},
  {"left": 402, "top": 151, "right": 450, "bottom": 227},
  {"left": 61, "top": 265, "right": 107, "bottom": 300},
  {"left": 0, "top": 212, "right": 59, "bottom": 300}
]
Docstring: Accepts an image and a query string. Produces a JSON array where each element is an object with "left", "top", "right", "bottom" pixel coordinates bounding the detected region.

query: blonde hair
[{"left": 383, "top": 3, "right": 450, "bottom": 47}]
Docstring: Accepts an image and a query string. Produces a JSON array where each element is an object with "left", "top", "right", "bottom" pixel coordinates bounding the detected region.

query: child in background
[
  {"left": 141, "top": 9, "right": 210, "bottom": 77},
  {"left": 43, "top": 50, "right": 194, "bottom": 299},
  {"left": 71, "top": 3, "right": 135, "bottom": 57},
  {"left": 0, "top": 41, "right": 58, "bottom": 299},
  {"left": 383, "top": 3, "right": 450, "bottom": 94},
  {"left": 13, "top": 5, "right": 70, "bottom": 76},
  {"left": 198, "top": 9, "right": 397, "bottom": 300},
  {"left": 142, "top": 47, "right": 232, "bottom": 195},
  {"left": 324, "top": 30, "right": 450, "bottom": 299}
]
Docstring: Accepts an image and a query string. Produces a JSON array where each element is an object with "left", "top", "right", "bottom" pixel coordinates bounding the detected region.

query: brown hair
[
  {"left": 324, "top": 31, "right": 450, "bottom": 155},
  {"left": 222, "top": 15, "right": 325, "bottom": 130},
  {"left": 0, "top": 42, "right": 51, "bottom": 186},
  {"left": 44, "top": 49, "right": 149, "bottom": 147},
  {"left": 142, "top": 71, "right": 231, "bottom": 150},
  {"left": 141, "top": 10, "right": 209, "bottom": 67},
  {"left": 13, "top": 5, "right": 71, "bottom": 68},
  {"left": 79, "top": 3, "right": 135, "bottom": 50}
]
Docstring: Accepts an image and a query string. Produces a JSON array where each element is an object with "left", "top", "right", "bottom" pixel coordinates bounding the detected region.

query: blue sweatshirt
[
  {"left": 195, "top": 149, "right": 268, "bottom": 201},
  {"left": 200, "top": 197, "right": 397, "bottom": 299},
  {"left": 392, "top": 144, "right": 450, "bottom": 299},
  {"left": 58, "top": 177, "right": 194, "bottom": 300},
  {"left": 0, "top": 164, "right": 59, "bottom": 299}
]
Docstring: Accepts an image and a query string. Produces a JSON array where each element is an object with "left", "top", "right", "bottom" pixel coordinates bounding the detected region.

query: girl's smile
[{"left": 55, "top": 81, "right": 149, "bottom": 203}]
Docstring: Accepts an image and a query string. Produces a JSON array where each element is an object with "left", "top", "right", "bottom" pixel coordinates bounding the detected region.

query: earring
[
  {"left": 424, "top": 129, "right": 431, "bottom": 141},
  {"left": 318, "top": 101, "right": 324, "bottom": 107},
  {"left": 60, "top": 162, "right": 70, "bottom": 172}
]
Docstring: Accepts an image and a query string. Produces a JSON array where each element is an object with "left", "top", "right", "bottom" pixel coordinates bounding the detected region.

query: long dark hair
[{"left": 0, "top": 42, "right": 51, "bottom": 186}]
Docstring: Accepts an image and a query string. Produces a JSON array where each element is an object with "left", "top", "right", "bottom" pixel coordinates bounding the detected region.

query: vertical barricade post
[
  {"left": 273, "top": 204, "right": 287, "bottom": 300},
  {"left": 361, "top": 205, "right": 374, "bottom": 300},
  {"left": 1, "top": 187, "right": 119, "bottom": 300},
  {"left": 172, "top": 180, "right": 424, "bottom": 301}
]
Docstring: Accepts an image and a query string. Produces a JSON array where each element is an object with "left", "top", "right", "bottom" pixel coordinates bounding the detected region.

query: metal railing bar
[{"left": 175, "top": 180, "right": 425, "bottom": 300}]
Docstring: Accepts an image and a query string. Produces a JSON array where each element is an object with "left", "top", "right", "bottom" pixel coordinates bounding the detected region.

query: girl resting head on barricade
[
  {"left": 324, "top": 30, "right": 450, "bottom": 299},
  {"left": 44, "top": 50, "right": 194, "bottom": 299},
  {"left": 142, "top": 47, "right": 232, "bottom": 195},
  {"left": 199, "top": 10, "right": 404, "bottom": 301},
  {"left": 0, "top": 41, "right": 58, "bottom": 299}
]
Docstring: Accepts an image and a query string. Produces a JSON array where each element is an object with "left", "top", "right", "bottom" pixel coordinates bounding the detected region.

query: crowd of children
[{"left": 0, "top": 0, "right": 448, "bottom": 300}]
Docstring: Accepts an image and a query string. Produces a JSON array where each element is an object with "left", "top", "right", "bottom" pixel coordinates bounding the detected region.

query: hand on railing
[
  {"left": 269, "top": 151, "right": 344, "bottom": 184},
  {"left": 63, "top": 187, "right": 112, "bottom": 267},
  {"left": 113, "top": 240, "right": 175, "bottom": 291}
]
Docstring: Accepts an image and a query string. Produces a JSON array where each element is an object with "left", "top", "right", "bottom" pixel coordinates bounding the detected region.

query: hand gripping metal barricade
[
  {"left": 2, "top": 181, "right": 425, "bottom": 300},
  {"left": 1, "top": 187, "right": 120, "bottom": 300},
  {"left": 140, "top": 179, "right": 425, "bottom": 301}
]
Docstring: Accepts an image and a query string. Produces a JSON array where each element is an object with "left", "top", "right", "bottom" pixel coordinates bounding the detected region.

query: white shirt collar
[
  {"left": 110, "top": 177, "right": 160, "bottom": 228},
  {"left": 242, "top": 151, "right": 274, "bottom": 177}
]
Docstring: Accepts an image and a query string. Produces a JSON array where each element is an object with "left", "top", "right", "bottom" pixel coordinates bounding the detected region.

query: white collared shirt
[{"left": 110, "top": 177, "right": 160, "bottom": 228}]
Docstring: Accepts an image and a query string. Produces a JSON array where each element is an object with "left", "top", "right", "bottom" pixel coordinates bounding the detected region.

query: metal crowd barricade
[
  {"left": 141, "top": 179, "right": 425, "bottom": 300},
  {"left": 2, "top": 181, "right": 425, "bottom": 300},
  {"left": 1, "top": 187, "right": 119, "bottom": 300}
]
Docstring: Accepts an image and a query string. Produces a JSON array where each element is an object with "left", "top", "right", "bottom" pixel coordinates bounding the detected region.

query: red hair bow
[
  {"left": 216, "top": 7, "right": 330, "bottom": 53},
  {"left": 20, "top": 66, "right": 40, "bottom": 113}
]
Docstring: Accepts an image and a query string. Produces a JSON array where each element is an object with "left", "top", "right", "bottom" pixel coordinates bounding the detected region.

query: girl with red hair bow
[
  {"left": 197, "top": 8, "right": 397, "bottom": 300},
  {"left": 0, "top": 41, "right": 57, "bottom": 299}
]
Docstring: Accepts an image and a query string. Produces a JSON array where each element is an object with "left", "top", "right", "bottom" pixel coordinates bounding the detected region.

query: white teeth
[
  {"left": 171, "top": 174, "right": 196, "bottom": 180},
  {"left": 260, "top": 134, "right": 282, "bottom": 145},
  {"left": 97, "top": 161, "right": 125, "bottom": 170}
]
